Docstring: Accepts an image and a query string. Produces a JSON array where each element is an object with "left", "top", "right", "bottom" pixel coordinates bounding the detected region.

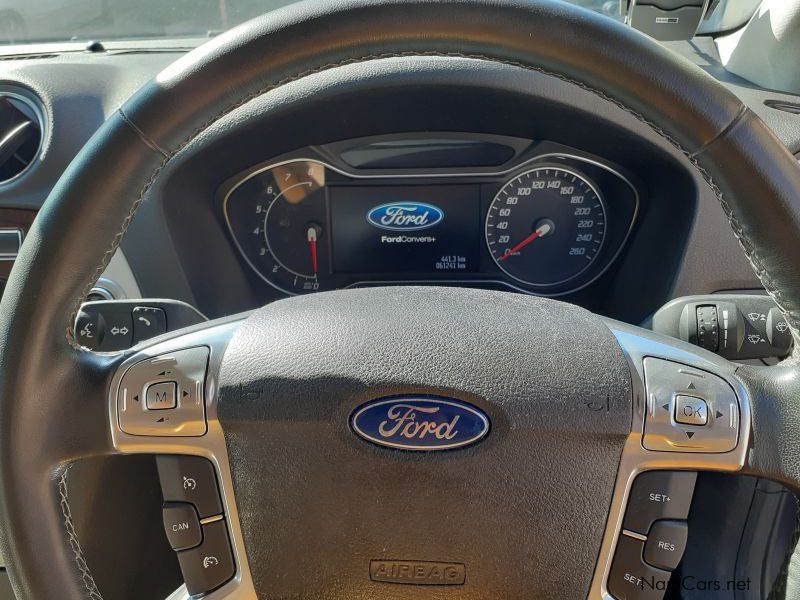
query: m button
[{"left": 146, "top": 381, "right": 177, "bottom": 410}]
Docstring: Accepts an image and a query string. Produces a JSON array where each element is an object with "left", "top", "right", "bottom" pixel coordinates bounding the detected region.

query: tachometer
[
  {"left": 224, "top": 159, "right": 331, "bottom": 294},
  {"left": 485, "top": 166, "right": 606, "bottom": 286}
]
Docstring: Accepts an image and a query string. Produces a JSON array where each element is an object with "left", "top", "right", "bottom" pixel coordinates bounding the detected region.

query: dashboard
[
  {"left": 0, "top": 39, "right": 797, "bottom": 327},
  {"left": 221, "top": 136, "right": 637, "bottom": 297}
]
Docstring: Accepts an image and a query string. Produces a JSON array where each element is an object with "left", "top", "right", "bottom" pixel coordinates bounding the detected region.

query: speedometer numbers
[{"left": 485, "top": 166, "right": 606, "bottom": 287}]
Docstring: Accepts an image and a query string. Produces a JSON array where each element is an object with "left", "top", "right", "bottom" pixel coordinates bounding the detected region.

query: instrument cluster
[{"left": 221, "top": 136, "right": 638, "bottom": 296}]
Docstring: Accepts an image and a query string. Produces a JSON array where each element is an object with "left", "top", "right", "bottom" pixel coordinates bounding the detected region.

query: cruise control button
[
  {"left": 622, "top": 471, "right": 696, "bottom": 536},
  {"left": 644, "top": 520, "right": 688, "bottom": 571},
  {"left": 177, "top": 519, "right": 235, "bottom": 596},
  {"left": 157, "top": 455, "right": 223, "bottom": 519},
  {"left": 146, "top": 381, "right": 177, "bottom": 410},
  {"left": 162, "top": 502, "right": 202, "bottom": 551},
  {"left": 674, "top": 395, "right": 707, "bottom": 426},
  {"left": 608, "top": 535, "right": 670, "bottom": 600}
]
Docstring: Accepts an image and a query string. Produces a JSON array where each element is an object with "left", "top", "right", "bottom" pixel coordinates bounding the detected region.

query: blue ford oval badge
[
  {"left": 366, "top": 202, "right": 444, "bottom": 231},
  {"left": 351, "top": 396, "right": 489, "bottom": 451}
]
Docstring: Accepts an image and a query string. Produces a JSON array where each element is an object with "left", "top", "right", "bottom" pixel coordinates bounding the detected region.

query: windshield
[{"left": 0, "top": 0, "right": 756, "bottom": 46}]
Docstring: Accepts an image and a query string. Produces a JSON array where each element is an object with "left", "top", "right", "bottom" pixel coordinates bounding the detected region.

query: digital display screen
[{"left": 329, "top": 185, "right": 481, "bottom": 275}]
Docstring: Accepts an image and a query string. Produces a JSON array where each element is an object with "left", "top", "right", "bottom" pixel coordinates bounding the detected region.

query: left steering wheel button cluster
[
  {"left": 157, "top": 456, "right": 235, "bottom": 595},
  {"left": 117, "top": 347, "right": 209, "bottom": 436},
  {"left": 642, "top": 357, "right": 739, "bottom": 453}
]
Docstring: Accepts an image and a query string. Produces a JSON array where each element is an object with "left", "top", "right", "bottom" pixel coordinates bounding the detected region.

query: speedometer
[{"left": 485, "top": 166, "right": 606, "bottom": 287}]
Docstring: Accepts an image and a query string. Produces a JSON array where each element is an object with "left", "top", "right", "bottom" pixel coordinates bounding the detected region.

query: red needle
[
  {"left": 307, "top": 226, "right": 318, "bottom": 275},
  {"left": 498, "top": 223, "right": 552, "bottom": 262}
]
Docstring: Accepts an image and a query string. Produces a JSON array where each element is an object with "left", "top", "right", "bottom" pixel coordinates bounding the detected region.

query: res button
[{"left": 643, "top": 520, "right": 688, "bottom": 571}]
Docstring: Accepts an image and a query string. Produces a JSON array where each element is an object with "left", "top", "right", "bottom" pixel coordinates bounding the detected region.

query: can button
[{"left": 162, "top": 502, "right": 202, "bottom": 551}]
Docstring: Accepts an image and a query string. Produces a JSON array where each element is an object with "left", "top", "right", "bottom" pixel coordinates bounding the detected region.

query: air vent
[
  {"left": 0, "top": 92, "right": 42, "bottom": 184},
  {"left": 764, "top": 100, "right": 800, "bottom": 115},
  {"left": 0, "top": 54, "right": 57, "bottom": 61}
]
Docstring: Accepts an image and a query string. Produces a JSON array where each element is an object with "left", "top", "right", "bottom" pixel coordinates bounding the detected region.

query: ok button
[{"left": 674, "top": 395, "right": 708, "bottom": 426}]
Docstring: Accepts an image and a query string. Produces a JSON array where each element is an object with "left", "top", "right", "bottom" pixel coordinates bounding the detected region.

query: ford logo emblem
[
  {"left": 366, "top": 202, "right": 444, "bottom": 231},
  {"left": 351, "top": 396, "right": 490, "bottom": 451}
]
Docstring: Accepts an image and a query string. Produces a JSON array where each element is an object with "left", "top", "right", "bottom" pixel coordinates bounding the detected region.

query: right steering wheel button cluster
[
  {"left": 642, "top": 357, "right": 739, "bottom": 452},
  {"left": 608, "top": 471, "right": 696, "bottom": 599}
]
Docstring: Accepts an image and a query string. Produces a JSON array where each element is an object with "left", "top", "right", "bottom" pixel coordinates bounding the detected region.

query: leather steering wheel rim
[{"left": 1, "top": 0, "right": 800, "bottom": 597}]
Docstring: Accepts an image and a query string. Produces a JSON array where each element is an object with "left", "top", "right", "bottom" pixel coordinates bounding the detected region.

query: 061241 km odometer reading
[{"left": 485, "top": 166, "right": 607, "bottom": 287}]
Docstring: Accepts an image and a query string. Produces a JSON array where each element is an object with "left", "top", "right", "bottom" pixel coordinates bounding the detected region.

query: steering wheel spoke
[
  {"left": 109, "top": 317, "right": 256, "bottom": 599},
  {"left": 590, "top": 320, "right": 752, "bottom": 599}
]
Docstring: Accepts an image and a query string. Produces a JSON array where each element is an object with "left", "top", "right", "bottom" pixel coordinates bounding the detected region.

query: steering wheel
[{"left": 1, "top": 0, "right": 800, "bottom": 598}]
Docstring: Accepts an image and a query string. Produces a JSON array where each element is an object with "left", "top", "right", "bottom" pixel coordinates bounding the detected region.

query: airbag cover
[{"left": 217, "top": 287, "right": 631, "bottom": 599}]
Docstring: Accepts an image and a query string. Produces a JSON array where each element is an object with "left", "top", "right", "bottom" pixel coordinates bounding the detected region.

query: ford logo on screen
[
  {"left": 366, "top": 202, "right": 444, "bottom": 231},
  {"left": 351, "top": 396, "right": 490, "bottom": 451}
]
